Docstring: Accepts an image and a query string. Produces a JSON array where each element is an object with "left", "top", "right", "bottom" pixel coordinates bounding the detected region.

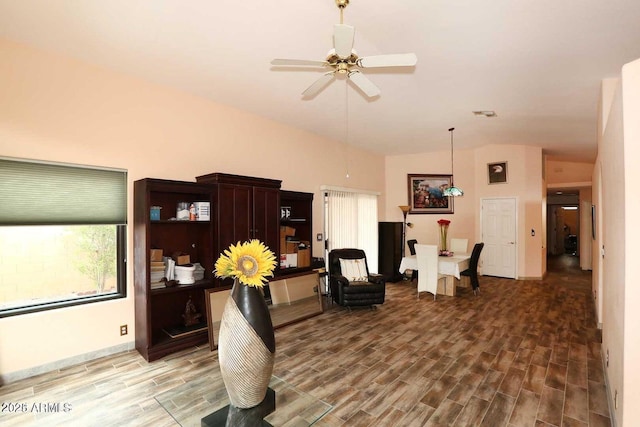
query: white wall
[{"left": 0, "top": 39, "right": 385, "bottom": 377}]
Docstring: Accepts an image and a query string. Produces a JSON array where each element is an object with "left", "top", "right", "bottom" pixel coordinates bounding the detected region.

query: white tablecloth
[{"left": 399, "top": 254, "right": 470, "bottom": 279}]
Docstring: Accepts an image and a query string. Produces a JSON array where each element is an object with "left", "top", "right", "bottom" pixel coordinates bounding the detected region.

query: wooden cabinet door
[
  {"left": 217, "top": 183, "right": 252, "bottom": 251},
  {"left": 253, "top": 186, "right": 280, "bottom": 254}
]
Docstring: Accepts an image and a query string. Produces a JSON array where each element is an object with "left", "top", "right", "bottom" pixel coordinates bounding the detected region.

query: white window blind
[{"left": 324, "top": 188, "right": 379, "bottom": 273}]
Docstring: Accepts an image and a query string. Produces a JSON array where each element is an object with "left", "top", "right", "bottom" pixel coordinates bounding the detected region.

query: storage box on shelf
[{"left": 134, "top": 178, "right": 215, "bottom": 362}]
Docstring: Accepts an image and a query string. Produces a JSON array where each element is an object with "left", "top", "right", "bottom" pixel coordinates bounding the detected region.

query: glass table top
[{"left": 155, "top": 373, "right": 332, "bottom": 427}]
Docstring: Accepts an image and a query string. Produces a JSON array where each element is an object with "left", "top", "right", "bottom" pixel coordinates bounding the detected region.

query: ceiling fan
[{"left": 271, "top": 0, "right": 417, "bottom": 99}]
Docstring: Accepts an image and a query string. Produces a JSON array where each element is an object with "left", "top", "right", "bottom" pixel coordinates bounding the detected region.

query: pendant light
[{"left": 443, "top": 127, "right": 464, "bottom": 197}]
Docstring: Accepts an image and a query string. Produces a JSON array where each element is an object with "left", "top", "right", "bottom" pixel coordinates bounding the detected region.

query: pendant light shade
[{"left": 443, "top": 127, "right": 464, "bottom": 197}]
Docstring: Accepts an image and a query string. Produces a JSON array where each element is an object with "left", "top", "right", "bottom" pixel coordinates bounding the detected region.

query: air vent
[{"left": 472, "top": 110, "right": 497, "bottom": 118}]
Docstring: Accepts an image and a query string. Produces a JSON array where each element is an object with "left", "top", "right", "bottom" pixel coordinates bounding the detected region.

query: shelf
[
  {"left": 274, "top": 266, "right": 313, "bottom": 278},
  {"left": 150, "top": 220, "right": 211, "bottom": 224},
  {"left": 280, "top": 218, "right": 307, "bottom": 224},
  {"left": 163, "top": 322, "right": 208, "bottom": 339},
  {"left": 150, "top": 279, "right": 214, "bottom": 295},
  {"left": 151, "top": 328, "right": 209, "bottom": 353}
]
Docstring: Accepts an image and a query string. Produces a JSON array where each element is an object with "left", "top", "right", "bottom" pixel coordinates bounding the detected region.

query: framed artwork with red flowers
[{"left": 407, "top": 174, "right": 454, "bottom": 214}]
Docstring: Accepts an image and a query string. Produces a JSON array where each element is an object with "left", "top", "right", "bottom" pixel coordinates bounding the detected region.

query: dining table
[{"left": 399, "top": 253, "right": 471, "bottom": 296}]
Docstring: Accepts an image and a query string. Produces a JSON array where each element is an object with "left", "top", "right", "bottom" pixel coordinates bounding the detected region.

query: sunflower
[{"left": 214, "top": 240, "right": 277, "bottom": 287}]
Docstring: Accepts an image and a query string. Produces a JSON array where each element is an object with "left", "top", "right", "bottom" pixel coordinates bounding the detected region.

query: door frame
[{"left": 480, "top": 196, "right": 519, "bottom": 279}]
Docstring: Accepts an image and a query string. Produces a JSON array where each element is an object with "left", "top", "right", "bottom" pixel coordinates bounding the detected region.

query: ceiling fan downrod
[{"left": 336, "top": 0, "right": 349, "bottom": 24}]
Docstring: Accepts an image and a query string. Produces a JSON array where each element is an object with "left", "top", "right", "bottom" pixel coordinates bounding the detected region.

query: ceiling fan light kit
[{"left": 271, "top": 0, "right": 417, "bottom": 99}]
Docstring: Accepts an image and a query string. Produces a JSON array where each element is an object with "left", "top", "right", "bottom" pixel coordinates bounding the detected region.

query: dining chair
[
  {"left": 407, "top": 239, "right": 418, "bottom": 256},
  {"left": 415, "top": 244, "right": 446, "bottom": 300},
  {"left": 405, "top": 239, "right": 419, "bottom": 281},
  {"left": 450, "top": 238, "right": 468, "bottom": 254},
  {"left": 460, "top": 242, "right": 485, "bottom": 296}
]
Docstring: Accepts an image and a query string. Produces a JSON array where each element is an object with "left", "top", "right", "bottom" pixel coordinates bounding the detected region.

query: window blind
[
  {"left": 0, "top": 158, "right": 127, "bottom": 225},
  {"left": 325, "top": 189, "right": 379, "bottom": 272}
]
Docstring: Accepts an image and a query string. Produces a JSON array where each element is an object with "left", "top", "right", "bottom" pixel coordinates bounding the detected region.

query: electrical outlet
[
  {"left": 606, "top": 349, "right": 609, "bottom": 367},
  {"left": 120, "top": 324, "right": 128, "bottom": 336}
]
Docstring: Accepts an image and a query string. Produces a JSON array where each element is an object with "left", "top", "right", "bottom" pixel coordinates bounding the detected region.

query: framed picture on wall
[
  {"left": 488, "top": 161, "right": 508, "bottom": 184},
  {"left": 407, "top": 174, "right": 454, "bottom": 214}
]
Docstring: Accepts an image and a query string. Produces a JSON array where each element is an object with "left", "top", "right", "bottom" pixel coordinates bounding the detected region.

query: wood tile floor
[{"left": 0, "top": 255, "right": 611, "bottom": 426}]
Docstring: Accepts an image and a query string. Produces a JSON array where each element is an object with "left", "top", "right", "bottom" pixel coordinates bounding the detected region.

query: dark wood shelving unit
[
  {"left": 196, "top": 173, "right": 282, "bottom": 288},
  {"left": 134, "top": 178, "right": 215, "bottom": 362},
  {"left": 277, "top": 190, "right": 314, "bottom": 276},
  {"left": 134, "top": 176, "right": 316, "bottom": 361}
]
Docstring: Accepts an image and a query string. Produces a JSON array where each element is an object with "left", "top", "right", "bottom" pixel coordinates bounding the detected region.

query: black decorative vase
[{"left": 218, "top": 279, "right": 276, "bottom": 409}]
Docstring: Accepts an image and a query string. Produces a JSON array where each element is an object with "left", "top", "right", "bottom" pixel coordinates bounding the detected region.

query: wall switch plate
[{"left": 316, "top": 233, "right": 323, "bottom": 241}]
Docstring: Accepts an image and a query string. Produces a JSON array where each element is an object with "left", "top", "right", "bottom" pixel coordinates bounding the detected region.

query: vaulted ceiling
[{"left": 2, "top": 0, "right": 640, "bottom": 162}]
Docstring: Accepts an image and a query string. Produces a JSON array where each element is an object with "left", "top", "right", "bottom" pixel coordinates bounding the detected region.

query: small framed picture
[{"left": 488, "top": 162, "right": 508, "bottom": 184}]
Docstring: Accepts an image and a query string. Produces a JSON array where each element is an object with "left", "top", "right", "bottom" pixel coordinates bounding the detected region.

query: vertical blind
[
  {"left": 0, "top": 157, "right": 127, "bottom": 225},
  {"left": 325, "top": 188, "right": 379, "bottom": 273}
]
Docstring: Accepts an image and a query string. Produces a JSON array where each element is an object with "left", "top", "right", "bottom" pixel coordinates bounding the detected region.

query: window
[
  {"left": 323, "top": 186, "right": 379, "bottom": 272},
  {"left": 0, "top": 158, "right": 127, "bottom": 317}
]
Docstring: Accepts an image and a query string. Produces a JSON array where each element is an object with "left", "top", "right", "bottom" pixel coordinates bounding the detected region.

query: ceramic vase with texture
[{"left": 218, "top": 279, "right": 276, "bottom": 408}]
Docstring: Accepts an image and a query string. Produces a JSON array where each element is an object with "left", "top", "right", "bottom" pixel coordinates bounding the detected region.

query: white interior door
[{"left": 481, "top": 198, "right": 517, "bottom": 278}]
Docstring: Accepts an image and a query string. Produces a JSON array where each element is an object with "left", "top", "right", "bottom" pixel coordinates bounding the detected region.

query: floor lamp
[{"left": 398, "top": 205, "right": 411, "bottom": 257}]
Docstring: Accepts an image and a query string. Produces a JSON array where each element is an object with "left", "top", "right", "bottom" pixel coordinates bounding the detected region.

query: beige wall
[
  {"left": 546, "top": 160, "right": 593, "bottom": 185},
  {"left": 621, "top": 58, "right": 640, "bottom": 427},
  {"left": 598, "top": 76, "right": 625, "bottom": 425},
  {"left": 0, "top": 39, "right": 385, "bottom": 376},
  {"left": 384, "top": 148, "right": 476, "bottom": 252},
  {"left": 385, "top": 143, "right": 544, "bottom": 279},
  {"left": 596, "top": 57, "right": 640, "bottom": 426},
  {"left": 474, "top": 145, "right": 545, "bottom": 279}
]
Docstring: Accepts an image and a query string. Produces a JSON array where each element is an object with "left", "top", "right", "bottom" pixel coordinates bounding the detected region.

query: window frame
[{"left": 0, "top": 157, "right": 128, "bottom": 317}]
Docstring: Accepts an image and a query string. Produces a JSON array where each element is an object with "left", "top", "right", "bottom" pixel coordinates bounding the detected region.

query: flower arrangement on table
[
  {"left": 214, "top": 239, "right": 277, "bottom": 286},
  {"left": 437, "top": 219, "right": 452, "bottom": 256}
]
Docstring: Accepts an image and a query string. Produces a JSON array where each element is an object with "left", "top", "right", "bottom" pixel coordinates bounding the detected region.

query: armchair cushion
[{"left": 339, "top": 258, "right": 368, "bottom": 283}]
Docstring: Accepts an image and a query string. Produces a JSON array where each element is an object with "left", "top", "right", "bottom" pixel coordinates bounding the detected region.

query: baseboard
[
  {"left": 517, "top": 276, "right": 544, "bottom": 280},
  {"left": 0, "top": 341, "right": 135, "bottom": 385}
]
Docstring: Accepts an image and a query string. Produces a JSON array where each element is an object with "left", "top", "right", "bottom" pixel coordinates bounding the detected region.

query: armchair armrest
[
  {"left": 368, "top": 273, "right": 385, "bottom": 286},
  {"left": 330, "top": 274, "right": 350, "bottom": 287}
]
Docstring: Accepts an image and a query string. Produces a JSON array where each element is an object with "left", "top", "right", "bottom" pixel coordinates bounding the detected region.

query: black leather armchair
[{"left": 328, "top": 248, "right": 386, "bottom": 308}]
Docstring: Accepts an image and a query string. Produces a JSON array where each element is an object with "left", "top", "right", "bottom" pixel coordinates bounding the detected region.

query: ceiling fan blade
[
  {"left": 348, "top": 70, "right": 380, "bottom": 97},
  {"left": 357, "top": 53, "right": 418, "bottom": 68},
  {"left": 302, "top": 71, "right": 336, "bottom": 98},
  {"left": 334, "top": 24, "right": 355, "bottom": 58},
  {"left": 271, "top": 58, "right": 328, "bottom": 67}
]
